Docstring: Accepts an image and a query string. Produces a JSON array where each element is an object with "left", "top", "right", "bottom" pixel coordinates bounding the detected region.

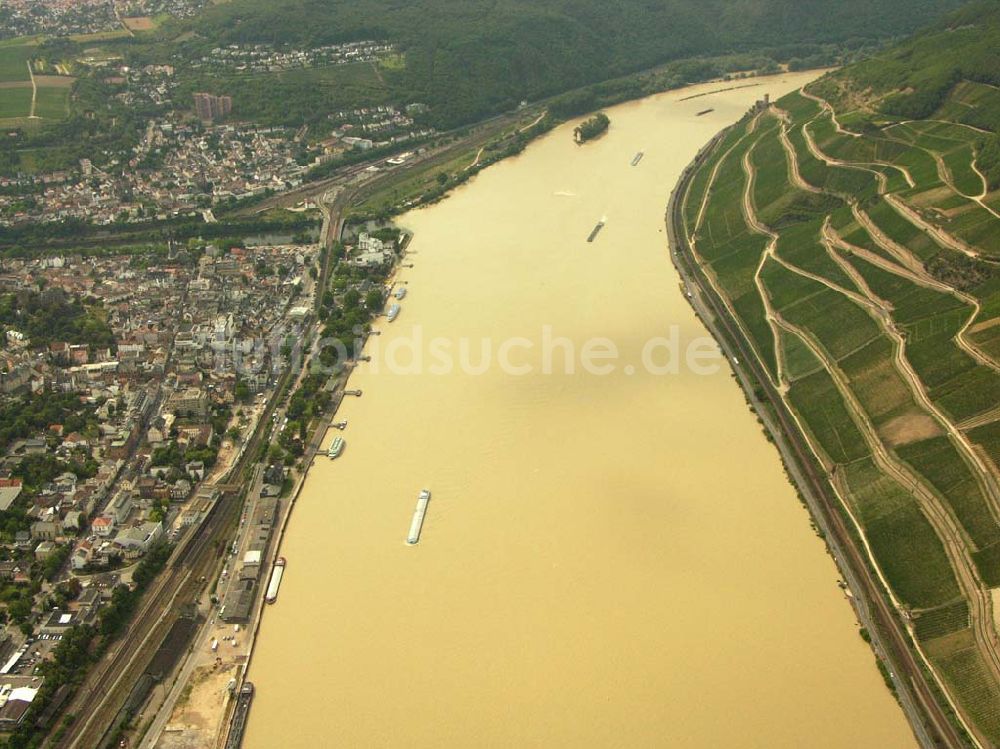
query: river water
[{"left": 244, "top": 72, "right": 915, "bottom": 748}]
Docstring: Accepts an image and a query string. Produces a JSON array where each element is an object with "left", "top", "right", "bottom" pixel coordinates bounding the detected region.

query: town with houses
[
  {"left": 0, "top": 0, "right": 461, "bottom": 742},
  {"left": 1, "top": 121, "right": 313, "bottom": 226},
  {"left": 0, "top": 236, "right": 326, "bottom": 728},
  {"left": 0, "top": 14, "right": 436, "bottom": 231},
  {"left": 328, "top": 103, "right": 425, "bottom": 140},
  {"left": 193, "top": 40, "right": 395, "bottom": 74},
  {"left": 115, "top": 63, "right": 179, "bottom": 109},
  {"left": 1, "top": 92, "right": 433, "bottom": 227},
  {"left": 0, "top": 0, "right": 207, "bottom": 39}
]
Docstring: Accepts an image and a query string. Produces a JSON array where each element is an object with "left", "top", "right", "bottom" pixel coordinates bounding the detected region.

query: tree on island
[{"left": 574, "top": 112, "right": 610, "bottom": 144}]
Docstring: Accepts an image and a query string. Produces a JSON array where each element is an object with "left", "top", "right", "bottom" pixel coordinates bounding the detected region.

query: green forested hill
[
  {"left": 2, "top": 0, "right": 970, "bottom": 173},
  {"left": 184, "top": 0, "right": 967, "bottom": 127},
  {"left": 810, "top": 0, "right": 1000, "bottom": 124}
]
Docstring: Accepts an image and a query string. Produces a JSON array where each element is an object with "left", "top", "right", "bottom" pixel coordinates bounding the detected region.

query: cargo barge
[
  {"left": 696, "top": 108, "right": 714, "bottom": 116},
  {"left": 406, "top": 489, "right": 432, "bottom": 545},
  {"left": 587, "top": 220, "right": 605, "bottom": 243},
  {"left": 224, "top": 682, "right": 254, "bottom": 749},
  {"left": 631, "top": 151, "right": 644, "bottom": 166},
  {"left": 265, "top": 558, "right": 285, "bottom": 604}
]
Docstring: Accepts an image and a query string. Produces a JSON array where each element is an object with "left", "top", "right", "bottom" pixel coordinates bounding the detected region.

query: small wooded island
[{"left": 574, "top": 112, "right": 610, "bottom": 143}]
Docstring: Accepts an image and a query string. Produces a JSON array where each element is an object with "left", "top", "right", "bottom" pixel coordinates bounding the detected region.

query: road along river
[{"left": 244, "top": 71, "right": 916, "bottom": 748}]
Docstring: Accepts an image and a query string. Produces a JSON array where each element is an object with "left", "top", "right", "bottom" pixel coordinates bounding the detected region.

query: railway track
[
  {"left": 49, "top": 352, "right": 301, "bottom": 749},
  {"left": 240, "top": 106, "right": 544, "bottom": 218}
]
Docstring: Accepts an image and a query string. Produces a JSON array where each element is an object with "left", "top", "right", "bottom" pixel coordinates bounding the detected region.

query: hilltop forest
[
  {"left": 0, "top": 0, "right": 976, "bottom": 181},
  {"left": 182, "top": 0, "right": 968, "bottom": 127}
]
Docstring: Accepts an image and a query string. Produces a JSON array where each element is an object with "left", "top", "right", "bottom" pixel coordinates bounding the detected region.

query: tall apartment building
[{"left": 193, "top": 92, "right": 233, "bottom": 123}]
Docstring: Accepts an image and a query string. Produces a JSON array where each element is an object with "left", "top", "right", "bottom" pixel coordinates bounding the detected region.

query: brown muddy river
[{"left": 244, "top": 72, "right": 915, "bottom": 748}]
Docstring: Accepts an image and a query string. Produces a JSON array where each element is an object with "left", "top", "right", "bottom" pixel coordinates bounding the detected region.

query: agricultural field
[
  {"left": 843, "top": 459, "right": 960, "bottom": 608},
  {"left": 122, "top": 17, "right": 158, "bottom": 32},
  {"left": 688, "top": 119, "right": 782, "bottom": 379},
  {"left": 0, "top": 81, "right": 75, "bottom": 124},
  {"left": 0, "top": 39, "right": 74, "bottom": 125},
  {"left": 33, "top": 85, "right": 71, "bottom": 119},
  {"left": 0, "top": 41, "right": 33, "bottom": 83},
  {"left": 928, "top": 630, "right": 1000, "bottom": 743},
  {"left": 683, "top": 59, "right": 1000, "bottom": 742},
  {"left": 778, "top": 327, "right": 822, "bottom": 382},
  {"left": 912, "top": 599, "right": 969, "bottom": 640},
  {"left": 0, "top": 87, "right": 33, "bottom": 120}
]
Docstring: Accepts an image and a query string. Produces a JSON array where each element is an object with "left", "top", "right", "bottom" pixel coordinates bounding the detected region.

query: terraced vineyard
[{"left": 682, "top": 29, "right": 1000, "bottom": 743}]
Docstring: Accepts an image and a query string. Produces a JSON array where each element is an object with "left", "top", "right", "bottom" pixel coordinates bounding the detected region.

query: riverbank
[{"left": 664, "top": 122, "right": 970, "bottom": 748}]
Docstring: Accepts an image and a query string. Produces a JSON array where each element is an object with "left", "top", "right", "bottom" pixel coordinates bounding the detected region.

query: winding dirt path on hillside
[
  {"left": 801, "top": 118, "right": 915, "bottom": 190},
  {"left": 771, "top": 309, "right": 1000, "bottom": 720},
  {"left": 774, "top": 307, "right": 989, "bottom": 749},
  {"left": 963, "top": 157, "right": 1000, "bottom": 221},
  {"left": 687, "top": 127, "right": 755, "bottom": 241},
  {"left": 759, "top": 246, "right": 1000, "bottom": 693},
  {"left": 850, "top": 205, "right": 927, "bottom": 275},
  {"left": 802, "top": 110, "right": 993, "bottom": 259},
  {"left": 857, "top": 212, "right": 995, "bottom": 350},
  {"left": 772, "top": 107, "right": 822, "bottom": 195},
  {"left": 883, "top": 193, "right": 981, "bottom": 258},
  {"left": 466, "top": 146, "right": 485, "bottom": 170},
  {"left": 881, "top": 128, "right": 1000, "bottom": 222},
  {"left": 841, "top": 203, "right": 927, "bottom": 275},
  {"left": 931, "top": 150, "right": 959, "bottom": 192},
  {"left": 819, "top": 224, "right": 893, "bottom": 303},
  {"left": 828, "top": 219, "right": 1000, "bottom": 373},
  {"left": 971, "top": 157, "right": 990, "bottom": 201},
  {"left": 879, "top": 125, "right": 953, "bottom": 189},
  {"left": 898, "top": 119, "right": 993, "bottom": 136},
  {"left": 822, "top": 248, "right": 1000, "bottom": 526},
  {"left": 777, "top": 222, "right": 992, "bottom": 480},
  {"left": 741, "top": 133, "right": 789, "bottom": 389},
  {"left": 798, "top": 88, "right": 861, "bottom": 138},
  {"left": 743, "top": 110, "right": 1000, "bottom": 693},
  {"left": 828, "top": 218, "right": 944, "bottom": 289},
  {"left": 686, "top": 115, "right": 786, "bottom": 389},
  {"left": 780, "top": 105, "right": 1000, "bottom": 374},
  {"left": 517, "top": 111, "right": 547, "bottom": 133}
]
